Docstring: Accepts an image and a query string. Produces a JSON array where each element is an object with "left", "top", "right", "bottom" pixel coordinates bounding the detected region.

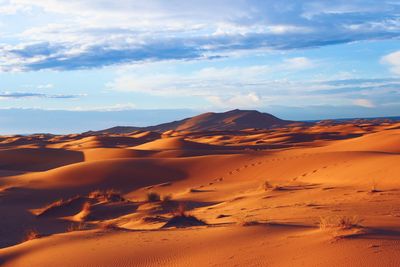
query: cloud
[
  {"left": 0, "top": 92, "right": 83, "bottom": 99},
  {"left": 0, "top": 0, "right": 400, "bottom": 70},
  {"left": 107, "top": 58, "right": 317, "bottom": 97},
  {"left": 107, "top": 59, "right": 399, "bottom": 109},
  {"left": 206, "top": 92, "right": 262, "bottom": 108},
  {"left": 353, "top": 99, "right": 375, "bottom": 108},
  {"left": 283, "top": 57, "right": 315, "bottom": 70},
  {"left": 381, "top": 51, "right": 400, "bottom": 75},
  {"left": 70, "top": 103, "right": 136, "bottom": 111}
]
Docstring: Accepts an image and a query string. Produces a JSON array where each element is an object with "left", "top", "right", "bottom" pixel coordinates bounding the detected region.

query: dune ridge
[{"left": 0, "top": 114, "right": 399, "bottom": 266}]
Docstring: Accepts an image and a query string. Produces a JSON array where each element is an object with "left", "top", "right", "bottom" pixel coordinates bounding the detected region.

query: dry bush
[
  {"left": 263, "top": 181, "right": 273, "bottom": 191},
  {"left": 24, "top": 229, "right": 40, "bottom": 241},
  {"left": 319, "top": 215, "right": 363, "bottom": 230},
  {"left": 146, "top": 192, "right": 161, "bottom": 202},
  {"left": 89, "top": 189, "right": 124, "bottom": 202},
  {"left": 238, "top": 220, "right": 261, "bottom": 227},
  {"left": 88, "top": 190, "right": 103, "bottom": 199},
  {"left": 236, "top": 214, "right": 264, "bottom": 227},
  {"left": 263, "top": 181, "right": 283, "bottom": 191},
  {"left": 162, "top": 194, "right": 173, "bottom": 202},
  {"left": 67, "top": 222, "right": 87, "bottom": 232},
  {"left": 82, "top": 202, "right": 91, "bottom": 212},
  {"left": 162, "top": 203, "right": 206, "bottom": 228},
  {"left": 98, "top": 221, "right": 118, "bottom": 231},
  {"left": 369, "top": 179, "right": 380, "bottom": 193},
  {"left": 174, "top": 202, "right": 186, "bottom": 216}
]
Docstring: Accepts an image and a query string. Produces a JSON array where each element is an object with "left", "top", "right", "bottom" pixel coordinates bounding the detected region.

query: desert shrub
[
  {"left": 89, "top": 189, "right": 124, "bottom": 202},
  {"left": 319, "top": 215, "right": 363, "bottom": 230},
  {"left": 263, "top": 181, "right": 283, "bottom": 191},
  {"left": 88, "top": 190, "right": 102, "bottom": 199},
  {"left": 146, "top": 192, "right": 161, "bottom": 202},
  {"left": 263, "top": 181, "right": 273, "bottom": 191},
  {"left": 162, "top": 204, "right": 206, "bottom": 228},
  {"left": 174, "top": 202, "right": 186, "bottom": 216},
  {"left": 24, "top": 229, "right": 40, "bottom": 241},
  {"left": 67, "top": 222, "right": 88, "bottom": 232},
  {"left": 82, "top": 202, "right": 91, "bottom": 212},
  {"left": 369, "top": 179, "right": 380, "bottom": 193},
  {"left": 240, "top": 220, "right": 260, "bottom": 226},
  {"left": 162, "top": 194, "right": 173, "bottom": 202},
  {"left": 98, "top": 221, "right": 118, "bottom": 231}
]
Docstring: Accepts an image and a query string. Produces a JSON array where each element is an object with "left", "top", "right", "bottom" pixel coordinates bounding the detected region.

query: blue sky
[{"left": 0, "top": 0, "right": 400, "bottom": 133}]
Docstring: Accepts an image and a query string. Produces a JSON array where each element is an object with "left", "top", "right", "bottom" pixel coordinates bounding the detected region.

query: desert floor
[{"left": 0, "top": 121, "right": 400, "bottom": 266}]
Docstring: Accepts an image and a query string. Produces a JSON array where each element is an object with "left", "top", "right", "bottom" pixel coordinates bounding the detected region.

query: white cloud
[
  {"left": 70, "top": 103, "right": 136, "bottom": 111},
  {"left": 283, "top": 57, "right": 315, "bottom": 70},
  {"left": 353, "top": 99, "right": 375, "bottom": 108},
  {"left": 107, "top": 58, "right": 316, "bottom": 97},
  {"left": 381, "top": 51, "right": 400, "bottom": 75},
  {"left": 0, "top": 1, "right": 399, "bottom": 71},
  {"left": 206, "top": 92, "right": 262, "bottom": 108}
]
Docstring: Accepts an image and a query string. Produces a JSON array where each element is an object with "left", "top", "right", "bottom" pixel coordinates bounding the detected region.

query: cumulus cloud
[
  {"left": 381, "top": 51, "right": 400, "bottom": 75},
  {"left": 0, "top": 0, "right": 399, "bottom": 70}
]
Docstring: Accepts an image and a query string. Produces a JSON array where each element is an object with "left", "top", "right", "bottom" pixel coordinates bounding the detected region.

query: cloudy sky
[{"left": 0, "top": 0, "right": 400, "bottom": 133}]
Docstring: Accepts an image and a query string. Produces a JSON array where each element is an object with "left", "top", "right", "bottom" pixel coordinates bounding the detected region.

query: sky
[{"left": 0, "top": 0, "right": 400, "bottom": 133}]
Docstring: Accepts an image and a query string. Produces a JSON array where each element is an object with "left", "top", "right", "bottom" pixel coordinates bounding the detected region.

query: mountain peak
[
  {"left": 145, "top": 110, "right": 292, "bottom": 132},
  {"left": 94, "top": 110, "right": 295, "bottom": 134}
]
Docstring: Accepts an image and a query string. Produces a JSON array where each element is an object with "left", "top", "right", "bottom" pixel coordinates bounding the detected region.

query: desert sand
[{"left": 0, "top": 111, "right": 399, "bottom": 266}]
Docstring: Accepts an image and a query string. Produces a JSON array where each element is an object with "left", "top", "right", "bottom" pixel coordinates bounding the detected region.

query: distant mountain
[{"left": 92, "top": 109, "right": 295, "bottom": 134}]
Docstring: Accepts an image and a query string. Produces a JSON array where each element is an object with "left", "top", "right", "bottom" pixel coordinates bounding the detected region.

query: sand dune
[
  {"left": 323, "top": 129, "right": 400, "bottom": 153},
  {"left": 133, "top": 136, "right": 226, "bottom": 151},
  {"left": 0, "top": 148, "right": 83, "bottom": 171},
  {"left": 0, "top": 118, "right": 399, "bottom": 266}
]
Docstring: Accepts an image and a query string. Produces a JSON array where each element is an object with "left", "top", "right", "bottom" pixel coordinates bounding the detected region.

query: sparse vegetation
[
  {"left": 174, "top": 202, "right": 186, "bottom": 216},
  {"left": 319, "top": 215, "right": 363, "bottom": 230},
  {"left": 146, "top": 192, "right": 161, "bottom": 202},
  {"left": 98, "top": 221, "right": 118, "bottom": 231},
  {"left": 162, "top": 194, "right": 173, "bottom": 202},
  {"left": 369, "top": 179, "right": 380, "bottom": 193},
  {"left": 23, "top": 229, "right": 40, "bottom": 241},
  {"left": 89, "top": 189, "right": 125, "bottom": 202},
  {"left": 67, "top": 222, "right": 88, "bottom": 232},
  {"left": 263, "top": 181, "right": 284, "bottom": 191},
  {"left": 238, "top": 220, "right": 261, "bottom": 227},
  {"left": 263, "top": 181, "right": 273, "bottom": 190},
  {"left": 162, "top": 203, "right": 206, "bottom": 228}
]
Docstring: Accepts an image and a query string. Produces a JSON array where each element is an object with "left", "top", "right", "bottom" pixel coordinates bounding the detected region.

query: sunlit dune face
[{"left": 0, "top": 118, "right": 399, "bottom": 266}]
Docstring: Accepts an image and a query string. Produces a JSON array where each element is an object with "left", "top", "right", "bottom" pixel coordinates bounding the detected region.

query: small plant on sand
[
  {"left": 319, "top": 215, "right": 363, "bottom": 231},
  {"left": 263, "top": 181, "right": 273, "bottom": 191},
  {"left": 24, "top": 229, "right": 40, "bottom": 241},
  {"left": 162, "top": 194, "right": 173, "bottom": 202},
  {"left": 174, "top": 202, "right": 187, "bottom": 216},
  {"left": 369, "top": 179, "right": 380, "bottom": 193},
  {"left": 162, "top": 202, "right": 206, "bottom": 228},
  {"left": 89, "top": 189, "right": 124, "bottom": 202},
  {"left": 67, "top": 222, "right": 88, "bottom": 232},
  {"left": 98, "top": 221, "right": 118, "bottom": 231},
  {"left": 263, "top": 180, "right": 283, "bottom": 191},
  {"left": 146, "top": 192, "right": 161, "bottom": 202},
  {"left": 236, "top": 214, "right": 263, "bottom": 227}
]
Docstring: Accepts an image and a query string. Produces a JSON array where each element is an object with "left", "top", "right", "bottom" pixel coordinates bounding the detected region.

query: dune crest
[{"left": 0, "top": 113, "right": 399, "bottom": 266}]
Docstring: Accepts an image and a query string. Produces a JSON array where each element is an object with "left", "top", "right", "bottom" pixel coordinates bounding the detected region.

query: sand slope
[{"left": 0, "top": 120, "right": 399, "bottom": 266}]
